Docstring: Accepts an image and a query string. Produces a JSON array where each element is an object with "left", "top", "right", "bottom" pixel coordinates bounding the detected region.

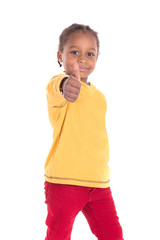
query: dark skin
[{"left": 57, "top": 31, "right": 98, "bottom": 103}]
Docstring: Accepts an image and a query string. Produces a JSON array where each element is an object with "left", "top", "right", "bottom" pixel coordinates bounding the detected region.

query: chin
[{"left": 80, "top": 72, "right": 90, "bottom": 78}]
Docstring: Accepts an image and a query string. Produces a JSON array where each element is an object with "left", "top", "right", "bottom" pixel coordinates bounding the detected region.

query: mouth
[{"left": 79, "top": 66, "right": 90, "bottom": 72}]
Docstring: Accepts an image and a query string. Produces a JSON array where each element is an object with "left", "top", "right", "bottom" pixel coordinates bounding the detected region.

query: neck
[
  {"left": 80, "top": 77, "right": 88, "bottom": 84},
  {"left": 81, "top": 79, "right": 90, "bottom": 86}
]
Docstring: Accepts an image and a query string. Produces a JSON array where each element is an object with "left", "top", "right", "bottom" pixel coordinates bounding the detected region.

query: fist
[{"left": 62, "top": 63, "right": 81, "bottom": 103}]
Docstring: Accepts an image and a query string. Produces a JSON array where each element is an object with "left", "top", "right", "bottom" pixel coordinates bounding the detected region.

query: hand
[{"left": 62, "top": 63, "right": 81, "bottom": 103}]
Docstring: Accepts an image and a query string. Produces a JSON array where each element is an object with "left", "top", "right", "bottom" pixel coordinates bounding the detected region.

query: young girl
[{"left": 44, "top": 23, "right": 124, "bottom": 240}]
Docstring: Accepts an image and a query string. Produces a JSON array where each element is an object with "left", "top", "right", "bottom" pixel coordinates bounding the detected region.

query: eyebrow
[
  {"left": 69, "top": 46, "right": 96, "bottom": 51},
  {"left": 69, "top": 46, "right": 79, "bottom": 49},
  {"left": 89, "top": 48, "right": 96, "bottom": 52}
]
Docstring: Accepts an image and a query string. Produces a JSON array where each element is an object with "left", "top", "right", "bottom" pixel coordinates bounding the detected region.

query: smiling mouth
[{"left": 79, "top": 66, "right": 90, "bottom": 72}]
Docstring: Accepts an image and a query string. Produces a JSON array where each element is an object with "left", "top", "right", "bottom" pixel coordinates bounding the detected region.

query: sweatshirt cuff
[{"left": 46, "top": 74, "right": 70, "bottom": 107}]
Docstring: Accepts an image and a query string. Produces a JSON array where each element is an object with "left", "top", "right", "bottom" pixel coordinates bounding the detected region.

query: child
[{"left": 44, "top": 23, "right": 124, "bottom": 240}]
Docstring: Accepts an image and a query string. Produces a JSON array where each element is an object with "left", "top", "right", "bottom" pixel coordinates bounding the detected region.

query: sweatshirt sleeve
[
  {"left": 46, "top": 74, "right": 69, "bottom": 128},
  {"left": 46, "top": 74, "right": 69, "bottom": 107}
]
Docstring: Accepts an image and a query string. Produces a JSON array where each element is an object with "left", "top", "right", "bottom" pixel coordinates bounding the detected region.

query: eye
[
  {"left": 87, "top": 52, "right": 95, "bottom": 57},
  {"left": 71, "top": 51, "right": 79, "bottom": 55}
]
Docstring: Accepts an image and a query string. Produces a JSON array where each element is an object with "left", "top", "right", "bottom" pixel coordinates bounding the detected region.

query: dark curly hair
[{"left": 58, "top": 23, "right": 100, "bottom": 55}]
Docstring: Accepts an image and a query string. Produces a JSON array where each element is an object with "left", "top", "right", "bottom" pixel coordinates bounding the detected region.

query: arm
[
  {"left": 46, "top": 74, "right": 69, "bottom": 128},
  {"left": 46, "top": 75, "right": 69, "bottom": 107},
  {"left": 59, "top": 77, "right": 68, "bottom": 95}
]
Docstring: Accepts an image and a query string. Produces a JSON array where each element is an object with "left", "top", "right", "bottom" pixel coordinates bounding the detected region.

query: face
[{"left": 57, "top": 31, "right": 98, "bottom": 83}]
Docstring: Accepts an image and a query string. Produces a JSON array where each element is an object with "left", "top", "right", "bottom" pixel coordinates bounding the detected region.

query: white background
[{"left": 0, "top": 0, "right": 160, "bottom": 239}]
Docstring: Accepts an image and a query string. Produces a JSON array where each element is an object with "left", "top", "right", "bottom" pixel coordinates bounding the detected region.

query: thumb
[{"left": 72, "top": 63, "right": 80, "bottom": 81}]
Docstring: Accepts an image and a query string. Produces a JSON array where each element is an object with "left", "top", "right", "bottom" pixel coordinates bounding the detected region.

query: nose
[
  {"left": 78, "top": 59, "right": 87, "bottom": 64},
  {"left": 78, "top": 54, "right": 87, "bottom": 64}
]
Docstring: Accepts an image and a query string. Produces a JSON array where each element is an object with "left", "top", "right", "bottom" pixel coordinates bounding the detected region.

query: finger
[
  {"left": 72, "top": 63, "right": 80, "bottom": 81},
  {"left": 70, "top": 80, "right": 81, "bottom": 89},
  {"left": 65, "top": 95, "right": 77, "bottom": 103},
  {"left": 66, "top": 86, "right": 80, "bottom": 94}
]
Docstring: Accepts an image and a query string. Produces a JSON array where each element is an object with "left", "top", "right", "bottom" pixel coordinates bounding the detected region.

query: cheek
[
  {"left": 90, "top": 59, "right": 97, "bottom": 70},
  {"left": 63, "top": 61, "right": 74, "bottom": 75},
  {"left": 64, "top": 59, "right": 77, "bottom": 73}
]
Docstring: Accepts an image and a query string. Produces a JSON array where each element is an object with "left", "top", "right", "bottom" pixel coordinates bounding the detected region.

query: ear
[{"left": 57, "top": 51, "right": 63, "bottom": 63}]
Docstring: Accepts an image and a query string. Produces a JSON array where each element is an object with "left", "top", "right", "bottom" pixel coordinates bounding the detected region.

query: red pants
[{"left": 44, "top": 181, "right": 124, "bottom": 240}]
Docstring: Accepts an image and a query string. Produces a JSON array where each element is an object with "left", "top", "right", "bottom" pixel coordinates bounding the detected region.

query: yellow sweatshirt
[{"left": 44, "top": 74, "right": 110, "bottom": 188}]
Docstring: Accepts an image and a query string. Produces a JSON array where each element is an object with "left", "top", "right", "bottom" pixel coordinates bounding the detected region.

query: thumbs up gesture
[{"left": 62, "top": 63, "right": 81, "bottom": 103}]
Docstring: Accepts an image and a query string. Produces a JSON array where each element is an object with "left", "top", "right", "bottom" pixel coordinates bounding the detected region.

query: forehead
[{"left": 65, "top": 31, "right": 97, "bottom": 49}]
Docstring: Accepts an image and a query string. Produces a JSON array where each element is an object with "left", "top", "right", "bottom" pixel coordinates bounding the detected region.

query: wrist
[{"left": 60, "top": 77, "right": 68, "bottom": 95}]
